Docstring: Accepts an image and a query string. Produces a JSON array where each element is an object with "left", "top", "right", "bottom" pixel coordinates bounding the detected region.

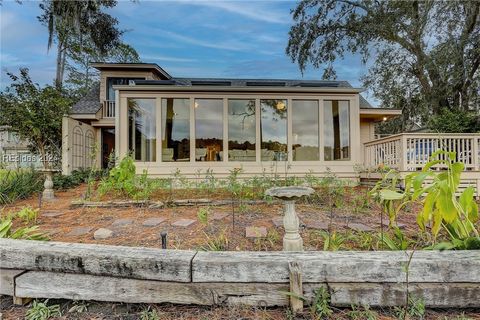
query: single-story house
[{"left": 62, "top": 63, "right": 480, "bottom": 193}]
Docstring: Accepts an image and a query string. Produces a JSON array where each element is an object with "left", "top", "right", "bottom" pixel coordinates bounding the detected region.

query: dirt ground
[{"left": 1, "top": 183, "right": 429, "bottom": 251}]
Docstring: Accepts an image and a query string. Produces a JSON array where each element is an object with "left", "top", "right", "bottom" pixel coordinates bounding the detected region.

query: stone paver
[
  {"left": 212, "top": 213, "right": 228, "bottom": 220},
  {"left": 42, "top": 211, "right": 65, "bottom": 217},
  {"left": 67, "top": 226, "right": 93, "bottom": 236},
  {"left": 272, "top": 217, "right": 283, "bottom": 227},
  {"left": 94, "top": 228, "right": 114, "bottom": 240},
  {"left": 245, "top": 226, "right": 268, "bottom": 238},
  {"left": 111, "top": 218, "right": 134, "bottom": 227},
  {"left": 142, "top": 217, "right": 166, "bottom": 227},
  {"left": 347, "top": 223, "right": 374, "bottom": 232},
  {"left": 171, "top": 219, "right": 196, "bottom": 227},
  {"left": 306, "top": 221, "right": 329, "bottom": 230}
]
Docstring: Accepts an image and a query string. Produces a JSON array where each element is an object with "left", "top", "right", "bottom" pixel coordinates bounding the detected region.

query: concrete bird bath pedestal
[
  {"left": 38, "top": 168, "right": 60, "bottom": 201},
  {"left": 265, "top": 186, "right": 314, "bottom": 251}
]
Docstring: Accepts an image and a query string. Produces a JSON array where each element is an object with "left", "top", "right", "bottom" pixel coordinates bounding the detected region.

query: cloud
[
  {"left": 179, "top": 0, "right": 291, "bottom": 25},
  {"left": 142, "top": 54, "right": 197, "bottom": 63}
]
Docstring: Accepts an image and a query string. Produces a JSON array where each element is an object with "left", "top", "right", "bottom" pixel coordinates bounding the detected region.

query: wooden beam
[
  {"left": 0, "top": 269, "right": 24, "bottom": 296},
  {"left": 288, "top": 261, "right": 303, "bottom": 313},
  {"left": 192, "top": 251, "right": 480, "bottom": 283},
  {"left": 0, "top": 239, "right": 195, "bottom": 282},
  {"left": 15, "top": 271, "right": 290, "bottom": 307}
]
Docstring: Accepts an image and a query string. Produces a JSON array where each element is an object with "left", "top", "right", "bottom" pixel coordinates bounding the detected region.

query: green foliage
[
  {"left": 0, "top": 219, "right": 49, "bottom": 241},
  {"left": 369, "top": 169, "right": 404, "bottom": 228},
  {"left": 348, "top": 304, "right": 377, "bottom": 320},
  {"left": 53, "top": 169, "right": 101, "bottom": 190},
  {"left": 0, "top": 169, "right": 43, "bottom": 204},
  {"left": 428, "top": 108, "right": 479, "bottom": 133},
  {"left": 25, "top": 299, "right": 61, "bottom": 320},
  {"left": 197, "top": 207, "right": 210, "bottom": 225},
  {"left": 319, "top": 230, "right": 348, "bottom": 251},
  {"left": 378, "top": 227, "right": 413, "bottom": 251},
  {"left": 310, "top": 287, "right": 333, "bottom": 319},
  {"left": 394, "top": 295, "right": 425, "bottom": 320},
  {"left": 200, "top": 231, "right": 229, "bottom": 251},
  {"left": 140, "top": 306, "right": 160, "bottom": 320},
  {"left": 17, "top": 206, "right": 39, "bottom": 223},
  {"left": 0, "top": 69, "right": 71, "bottom": 168}
]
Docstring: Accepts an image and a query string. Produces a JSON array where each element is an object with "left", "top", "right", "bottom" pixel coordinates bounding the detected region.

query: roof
[
  {"left": 91, "top": 62, "right": 171, "bottom": 80},
  {"left": 70, "top": 85, "right": 101, "bottom": 114}
]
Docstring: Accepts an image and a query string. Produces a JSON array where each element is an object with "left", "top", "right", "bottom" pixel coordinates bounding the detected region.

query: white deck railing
[
  {"left": 364, "top": 133, "right": 480, "bottom": 171},
  {"left": 102, "top": 100, "right": 115, "bottom": 118}
]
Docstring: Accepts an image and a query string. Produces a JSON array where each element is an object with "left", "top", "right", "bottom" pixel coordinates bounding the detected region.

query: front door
[{"left": 102, "top": 128, "right": 115, "bottom": 169}]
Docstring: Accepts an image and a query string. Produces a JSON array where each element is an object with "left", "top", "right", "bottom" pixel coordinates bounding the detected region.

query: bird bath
[
  {"left": 38, "top": 168, "right": 60, "bottom": 201},
  {"left": 265, "top": 186, "right": 314, "bottom": 251}
]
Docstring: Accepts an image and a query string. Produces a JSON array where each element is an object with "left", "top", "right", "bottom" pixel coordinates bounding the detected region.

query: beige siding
[{"left": 360, "top": 120, "right": 376, "bottom": 163}]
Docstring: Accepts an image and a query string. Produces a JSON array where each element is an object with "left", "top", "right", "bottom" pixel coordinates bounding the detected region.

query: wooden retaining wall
[{"left": 1, "top": 239, "right": 480, "bottom": 308}]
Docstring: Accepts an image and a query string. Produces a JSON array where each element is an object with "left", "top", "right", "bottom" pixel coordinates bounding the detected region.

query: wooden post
[{"left": 288, "top": 261, "right": 303, "bottom": 313}]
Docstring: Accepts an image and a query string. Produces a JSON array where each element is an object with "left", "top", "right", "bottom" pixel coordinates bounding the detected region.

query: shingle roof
[
  {"left": 69, "top": 78, "right": 374, "bottom": 114},
  {"left": 70, "top": 85, "right": 101, "bottom": 114}
]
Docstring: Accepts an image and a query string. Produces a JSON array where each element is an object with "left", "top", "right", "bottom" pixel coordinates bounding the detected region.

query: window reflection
[
  {"left": 195, "top": 99, "right": 223, "bottom": 161},
  {"left": 324, "top": 100, "right": 350, "bottom": 161},
  {"left": 128, "top": 98, "right": 156, "bottom": 162},
  {"left": 292, "top": 100, "right": 319, "bottom": 161},
  {"left": 161, "top": 98, "right": 190, "bottom": 162},
  {"left": 228, "top": 100, "right": 256, "bottom": 161},
  {"left": 260, "top": 99, "right": 287, "bottom": 161}
]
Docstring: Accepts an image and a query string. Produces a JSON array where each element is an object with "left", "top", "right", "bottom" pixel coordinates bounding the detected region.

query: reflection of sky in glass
[
  {"left": 161, "top": 98, "right": 189, "bottom": 141},
  {"left": 129, "top": 99, "right": 156, "bottom": 139},
  {"left": 195, "top": 99, "right": 223, "bottom": 140},
  {"left": 228, "top": 100, "right": 255, "bottom": 144},
  {"left": 261, "top": 99, "right": 287, "bottom": 144},
  {"left": 292, "top": 100, "right": 318, "bottom": 147}
]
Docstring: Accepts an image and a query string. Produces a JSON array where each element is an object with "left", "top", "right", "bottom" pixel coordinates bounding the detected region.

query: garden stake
[{"left": 160, "top": 231, "right": 167, "bottom": 249}]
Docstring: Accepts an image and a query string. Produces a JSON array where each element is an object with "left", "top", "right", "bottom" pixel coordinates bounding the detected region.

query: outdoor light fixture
[{"left": 383, "top": 116, "right": 388, "bottom": 121}]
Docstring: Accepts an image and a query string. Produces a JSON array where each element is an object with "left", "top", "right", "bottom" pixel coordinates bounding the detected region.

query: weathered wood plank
[
  {"left": 15, "top": 271, "right": 290, "bottom": 306},
  {"left": 288, "top": 261, "right": 303, "bottom": 313},
  {"left": 192, "top": 251, "right": 480, "bottom": 283},
  {"left": 0, "top": 239, "right": 194, "bottom": 282},
  {"left": 310, "top": 283, "right": 480, "bottom": 308},
  {"left": 0, "top": 269, "right": 25, "bottom": 296}
]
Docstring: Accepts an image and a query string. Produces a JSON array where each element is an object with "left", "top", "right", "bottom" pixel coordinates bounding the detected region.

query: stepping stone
[
  {"left": 306, "top": 221, "right": 329, "bottom": 230},
  {"left": 42, "top": 211, "right": 65, "bottom": 217},
  {"left": 142, "top": 217, "right": 166, "bottom": 227},
  {"left": 67, "top": 226, "right": 93, "bottom": 236},
  {"left": 94, "top": 228, "right": 113, "bottom": 240},
  {"left": 111, "top": 218, "right": 134, "bottom": 227},
  {"left": 171, "top": 219, "right": 196, "bottom": 227},
  {"left": 245, "top": 226, "right": 267, "bottom": 238},
  {"left": 272, "top": 217, "right": 283, "bottom": 227},
  {"left": 348, "top": 223, "right": 374, "bottom": 232},
  {"left": 212, "top": 213, "right": 228, "bottom": 220}
]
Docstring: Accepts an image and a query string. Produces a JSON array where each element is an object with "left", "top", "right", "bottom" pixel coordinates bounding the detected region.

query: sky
[{"left": 0, "top": 0, "right": 374, "bottom": 104}]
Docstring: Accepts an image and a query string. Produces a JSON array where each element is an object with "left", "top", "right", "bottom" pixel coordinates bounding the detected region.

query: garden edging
[{"left": 1, "top": 238, "right": 479, "bottom": 308}]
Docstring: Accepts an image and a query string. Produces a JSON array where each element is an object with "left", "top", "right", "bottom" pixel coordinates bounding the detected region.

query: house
[
  {"left": 0, "top": 126, "right": 42, "bottom": 169},
  {"left": 62, "top": 62, "right": 480, "bottom": 194}
]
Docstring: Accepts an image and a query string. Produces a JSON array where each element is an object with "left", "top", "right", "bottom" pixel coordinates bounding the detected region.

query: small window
[
  {"left": 161, "top": 98, "right": 190, "bottom": 162},
  {"left": 292, "top": 100, "right": 319, "bottom": 161},
  {"left": 228, "top": 99, "right": 256, "bottom": 162},
  {"left": 324, "top": 100, "right": 350, "bottom": 161},
  {"left": 128, "top": 98, "right": 156, "bottom": 162},
  {"left": 195, "top": 99, "right": 223, "bottom": 162},
  {"left": 260, "top": 99, "right": 287, "bottom": 161}
]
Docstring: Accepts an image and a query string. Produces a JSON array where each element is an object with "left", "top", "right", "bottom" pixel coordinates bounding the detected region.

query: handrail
[{"left": 102, "top": 100, "right": 115, "bottom": 118}]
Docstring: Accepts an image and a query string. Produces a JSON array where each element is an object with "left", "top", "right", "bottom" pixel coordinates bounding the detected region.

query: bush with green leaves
[
  {"left": 25, "top": 300, "right": 61, "bottom": 320},
  {"left": 0, "top": 206, "right": 49, "bottom": 241},
  {"left": 53, "top": 168, "right": 102, "bottom": 190},
  {"left": 0, "top": 169, "right": 43, "bottom": 204}
]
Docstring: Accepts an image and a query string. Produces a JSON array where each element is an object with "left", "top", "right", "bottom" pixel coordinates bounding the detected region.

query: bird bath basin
[{"left": 265, "top": 186, "right": 314, "bottom": 251}]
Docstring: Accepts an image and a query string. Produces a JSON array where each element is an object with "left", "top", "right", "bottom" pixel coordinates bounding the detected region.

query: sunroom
[{"left": 112, "top": 81, "right": 376, "bottom": 179}]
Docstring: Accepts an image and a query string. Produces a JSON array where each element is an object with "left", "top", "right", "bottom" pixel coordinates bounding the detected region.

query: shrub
[
  {"left": 52, "top": 169, "right": 94, "bottom": 190},
  {"left": 25, "top": 300, "right": 61, "bottom": 320},
  {"left": 0, "top": 169, "right": 43, "bottom": 204}
]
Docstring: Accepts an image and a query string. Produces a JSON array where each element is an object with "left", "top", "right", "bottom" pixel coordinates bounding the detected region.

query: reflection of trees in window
[
  {"left": 324, "top": 100, "right": 350, "bottom": 161},
  {"left": 292, "top": 100, "right": 319, "bottom": 161},
  {"left": 260, "top": 99, "right": 287, "bottom": 161},
  {"left": 162, "top": 98, "right": 190, "bottom": 162},
  {"left": 195, "top": 99, "right": 223, "bottom": 162},
  {"left": 128, "top": 98, "right": 156, "bottom": 162},
  {"left": 228, "top": 100, "right": 256, "bottom": 161}
]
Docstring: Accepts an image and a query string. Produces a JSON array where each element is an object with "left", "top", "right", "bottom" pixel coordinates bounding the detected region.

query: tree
[
  {"left": 0, "top": 69, "right": 71, "bottom": 169},
  {"left": 287, "top": 1, "right": 480, "bottom": 128},
  {"left": 38, "top": 0, "right": 124, "bottom": 89}
]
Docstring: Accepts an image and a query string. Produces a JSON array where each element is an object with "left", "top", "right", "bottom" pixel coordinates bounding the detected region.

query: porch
[{"left": 363, "top": 133, "right": 480, "bottom": 196}]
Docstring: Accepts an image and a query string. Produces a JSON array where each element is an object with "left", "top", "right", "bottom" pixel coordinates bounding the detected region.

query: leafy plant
[
  {"left": 25, "top": 299, "right": 61, "bottom": 320},
  {"left": 310, "top": 287, "right": 333, "bottom": 319},
  {"left": 0, "top": 219, "right": 49, "bottom": 240},
  {"left": 68, "top": 300, "right": 88, "bottom": 313},
  {"left": 200, "top": 231, "right": 229, "bottom": 251},
  {"left": 319, "top": 230, "right": 348, "bottom": 251},
  {"left": 378, "top": 227, "right": 413, "bottom": 251},
  {"left": 348, "top": 304, "right": 377, "bottom": 320},
  {"left": 140, "top": 306, "right": 160, "bottom": 320},
  {"left": 0, "top": 169, "right": 43, "bottom": 204},
  {"left": 16, "top": 206, "right": 39, "bottom": 223},
  {"left": 394, "top": 295, "right": 425, "bottom": 320},
  {"left": 197, "top": 207, "right": 210, "bottom": 225}
]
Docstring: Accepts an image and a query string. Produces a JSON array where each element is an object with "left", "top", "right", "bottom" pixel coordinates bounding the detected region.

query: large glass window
[
  {"left": 292, "top": 100, "right": 319, "bottom": 161},
  {"left": 260, "top": 99, "right": 287, "bottom": 161},
  {"left": 161, "top": 98, "right": 190, "bottom": 162},
  {"left": 107, "top": 78, "right": 144, "bottom": 100},
  {"left": 324, "top": 100, "right": 350, "bottom": 161},
  {"left": 128, "top": 98, "right": 156, "bottom": 162},
  {"left": 228, "top": 99, "right": 256, "bottom": 161},
  {"left": 195, "top": 99, "right": 223, "bottom": 161}
]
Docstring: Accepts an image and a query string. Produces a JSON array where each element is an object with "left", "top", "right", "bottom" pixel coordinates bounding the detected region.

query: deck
[{"left": 362, "top": 133, "right": 480, "bottom": 196}]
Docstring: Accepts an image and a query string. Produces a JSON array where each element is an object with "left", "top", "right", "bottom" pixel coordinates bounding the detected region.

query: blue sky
[{"left": 1, "top": 0, "right": 374, "bottom": 103}]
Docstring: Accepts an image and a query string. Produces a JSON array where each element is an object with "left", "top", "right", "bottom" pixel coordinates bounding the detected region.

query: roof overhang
[
  {"left": 360, "top": 108, "right": 402, "bottom": 121},
  {"left": 112, "top": 84, "right": 364, "bottom": 94},
  {"left": 91, "top": 63, "right": 171, "bottom": 80}
]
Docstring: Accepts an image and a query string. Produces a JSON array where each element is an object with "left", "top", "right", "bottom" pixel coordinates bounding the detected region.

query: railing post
[
  {"left": 473, "top": 136, "right": 479, "bottom": 171},
  {"left": 400, "top": 134, "right": 407, "bottom": 172}
]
